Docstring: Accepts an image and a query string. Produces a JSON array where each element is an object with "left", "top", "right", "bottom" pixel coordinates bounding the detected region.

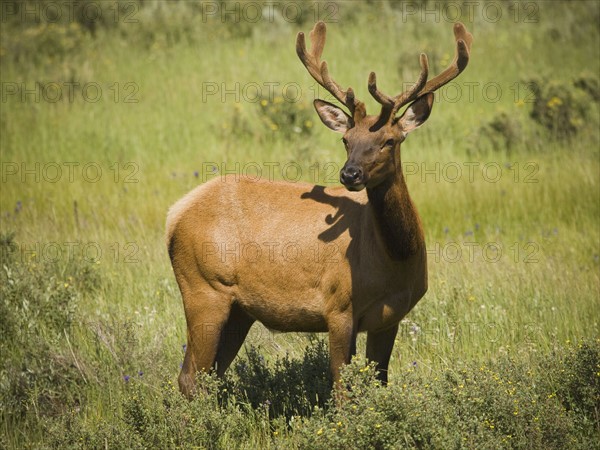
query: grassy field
[{"left": 1, "top": 1, "right": 599, "bottom": 448}]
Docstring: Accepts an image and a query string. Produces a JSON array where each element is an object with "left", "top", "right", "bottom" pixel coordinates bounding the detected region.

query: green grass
[{"left": 1, "top": 1, "right": 599, "bottom": 448}]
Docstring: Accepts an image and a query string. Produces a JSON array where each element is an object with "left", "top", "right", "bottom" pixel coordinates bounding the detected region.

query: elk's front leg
[
  {"left": 366, "top": 324, "right": 399, "bottom": 385},
  {"left": 327, "top": 314, "right": 357, "bottom": 387}
]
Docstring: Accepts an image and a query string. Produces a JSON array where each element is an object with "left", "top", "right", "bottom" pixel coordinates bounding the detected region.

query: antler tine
[
  {"left": 391, "top": 53, "right": 429, "bottom": 117},
  {"left": 320, "top": 60, "right": 355, "bottom": 115},
  {"left": 296, "top": 25, "right": 324, "bottom": 86},
  {"left": 369, "top": 53, "right": 429, "bottom": 122},
  {"left": 417, "top": 22, "right": 473, "bottom": 96},
  {"left": 308, "top": 21, "right": 326, "bottom": 64},
  {"left": 368, "top": 72, "right": 395, "bottom": 108},
  {"left": 296, "top": 21, "right": 362, "bottom": 119}
]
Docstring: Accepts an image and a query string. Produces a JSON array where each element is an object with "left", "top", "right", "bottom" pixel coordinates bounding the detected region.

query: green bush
[
  {"left": 469, "top": 112, "right": 524, "bottom": 154},
  {"left": 258, "top": 95, "right": 316, "bottom": 139},
  {"left": 293, "top": 341, "right": 600, "bottom": 450},
  {"left": 223, "top": 338, "right": 332, "bottom": 419},
  {"left": 0, "top": 232, "right": 99, "bottom": 421},
  {"left": 36, "top": 338, "right": 600, "bottom": 449},
  {"left": 46, "top": 372, "right": 269, "bottom": 449},
  {"left": 529, "top": 75, "right": 598, "bottom": 139},
  {"left": 553, "top": 341, "right": 600, "bottom": 439}
]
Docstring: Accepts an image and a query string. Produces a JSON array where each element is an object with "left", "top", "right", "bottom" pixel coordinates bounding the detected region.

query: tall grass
[{"left": 1, "top": 1, "right": 599, "bottom": 448}]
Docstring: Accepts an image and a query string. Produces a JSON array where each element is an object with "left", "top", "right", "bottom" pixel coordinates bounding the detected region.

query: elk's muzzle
[{"left": 340, "top": 164, "right": 365, "bottom": 191}]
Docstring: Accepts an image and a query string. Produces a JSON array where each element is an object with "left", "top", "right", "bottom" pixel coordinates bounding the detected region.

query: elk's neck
[{"left": 366, "top": 167, "right": 424, "bottom": 261}]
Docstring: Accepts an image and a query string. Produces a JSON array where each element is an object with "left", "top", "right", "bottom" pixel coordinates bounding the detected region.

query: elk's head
[{"left": 297, "top": 22, "right": 473, "bottom": 191}]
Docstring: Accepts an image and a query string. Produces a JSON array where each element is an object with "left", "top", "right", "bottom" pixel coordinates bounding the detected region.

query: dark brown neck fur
[{"left": 366, "top": 167, "right": 424, "bottom": 261}]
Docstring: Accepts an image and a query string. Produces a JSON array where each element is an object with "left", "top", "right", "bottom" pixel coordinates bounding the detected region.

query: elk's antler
[
  {"left": 297, "top": 22, "right": 473, "bottom": 126},
  {"left": 370, "top": 22, "right": 473, "bottom": 124},
  {"left": 296, "top": 21, "right": 366, "bottom": 121}
]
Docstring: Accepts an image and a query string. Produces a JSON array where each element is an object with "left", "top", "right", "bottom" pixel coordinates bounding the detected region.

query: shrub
[
  {"left": 470, "top": 112, "right": 524, "bottom": 154},
  {"left": 0, "top": 232, "right": 99, "bottom": 422},
  {"left": 553, "top": 340, "right": 600, "bottom": 441},
  {"left": 223, "top": 338, "right": 332, "bottom": 419},
  {"left": 46, "top": 372, "right": 267, "bottom": 449},
  {"left": 257, "top": 95, "right": 315, "bottom": 139},
  {"left": 528, "top": 75, "right": 598, "bottom": 139},
  {"left": 38, "top": 338, "right": 600, "bottom": 449},
  {"left": 293, "top": 341, "right": 600, "bottom": 450}
]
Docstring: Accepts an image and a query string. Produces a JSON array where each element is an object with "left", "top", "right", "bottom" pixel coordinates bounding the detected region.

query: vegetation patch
[{"left": 1, "top": 1, "right": 598, "bottom": 448}]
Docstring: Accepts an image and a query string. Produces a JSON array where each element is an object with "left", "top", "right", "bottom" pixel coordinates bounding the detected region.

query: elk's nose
[{"left": 340, "top": 165, "right": 363, "bottom": 186}]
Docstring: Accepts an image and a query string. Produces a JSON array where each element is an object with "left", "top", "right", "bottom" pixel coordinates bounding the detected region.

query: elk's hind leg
[
  {"left": 214, "top": 303, "right": 255, "bottom": 377},
  {"left": 178, "top": 282, "right": 232, "bottom": 398}
]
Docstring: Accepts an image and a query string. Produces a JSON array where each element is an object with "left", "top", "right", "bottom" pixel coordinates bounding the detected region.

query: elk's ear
[
  {"left": 314, "top": 99, "right": 352, "bottom": 133},
  {"left": 396, "top": 93, "right": 434, "bottom": 135}
]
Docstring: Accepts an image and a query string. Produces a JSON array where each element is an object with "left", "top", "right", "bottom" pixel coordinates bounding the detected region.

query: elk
[{"left": 167, "top": 21, "right": 472, "bottom": 397}]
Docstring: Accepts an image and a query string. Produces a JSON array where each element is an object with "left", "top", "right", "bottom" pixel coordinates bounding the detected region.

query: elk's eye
[
  {"left": 384, "top": 139, "right": 395, "bottom": 148},
  {"left": 342, "top": 138, "right": 349, "bottom": 148}
]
